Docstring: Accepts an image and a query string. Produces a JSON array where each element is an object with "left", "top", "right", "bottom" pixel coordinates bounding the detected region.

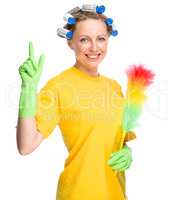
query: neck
[{"left": 74, "top": 61, "right": 99, "bottom": 77}]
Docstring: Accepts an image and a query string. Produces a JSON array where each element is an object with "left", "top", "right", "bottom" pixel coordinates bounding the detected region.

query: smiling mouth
[{"left": 85, "top": 53, "right": 101, "bottom": 60}]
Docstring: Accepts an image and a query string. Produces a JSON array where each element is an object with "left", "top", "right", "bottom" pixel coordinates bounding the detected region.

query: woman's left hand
[{"left": 107, "top": 146, "right": 132, "bottom": 171}]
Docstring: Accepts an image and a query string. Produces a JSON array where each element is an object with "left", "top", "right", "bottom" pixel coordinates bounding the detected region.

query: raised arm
[{"left": 16, "top": 41, "right": 45, "bottom": 155}]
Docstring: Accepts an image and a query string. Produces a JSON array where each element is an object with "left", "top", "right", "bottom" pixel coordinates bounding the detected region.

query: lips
[{"left": 85, "top": 53, "right": 101, "bottom": 60}]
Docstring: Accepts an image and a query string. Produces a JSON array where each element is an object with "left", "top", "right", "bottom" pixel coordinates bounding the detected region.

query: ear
[{"left": 67, "top": 40, "right": 74, "bottom": 50}]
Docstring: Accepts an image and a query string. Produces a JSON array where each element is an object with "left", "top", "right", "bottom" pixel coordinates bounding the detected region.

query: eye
[
  {"left": 98, "top": 37, "right": 106, "bottom": 41},
  {"left": 80, "top": 38, "right": 88, "bottom": 43}
]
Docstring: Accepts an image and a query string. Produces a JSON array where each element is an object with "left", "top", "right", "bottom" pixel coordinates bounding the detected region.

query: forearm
[{"left": 16, "top": 117, "right": 42, "bottom": 155}]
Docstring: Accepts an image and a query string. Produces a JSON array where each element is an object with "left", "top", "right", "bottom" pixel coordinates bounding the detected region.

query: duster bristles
[
  {"left": 126, "top": 64, "right": 155, "bottom": 86},
  {"left": 122, "top": 64, "right": 155, "bottom": 132}
]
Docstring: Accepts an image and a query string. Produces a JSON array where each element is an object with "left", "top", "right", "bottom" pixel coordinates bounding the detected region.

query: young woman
[{"left": 16, "top": 5, "right": 134, "bottom": 200}]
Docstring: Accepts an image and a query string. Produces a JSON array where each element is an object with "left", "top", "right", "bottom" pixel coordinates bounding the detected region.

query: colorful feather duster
[
  {"left": 113, "top": 65, "right": 154, "bottom": 177},
  {"left": 119, "top": 64, "right": 155, "bottom": 150}
]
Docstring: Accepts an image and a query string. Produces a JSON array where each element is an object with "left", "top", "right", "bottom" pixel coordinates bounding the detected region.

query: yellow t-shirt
[{"left": 35, "top": 66, "right": 128, "bottom": 200}]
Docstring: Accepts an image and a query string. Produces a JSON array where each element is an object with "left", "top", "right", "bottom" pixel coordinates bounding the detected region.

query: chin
[
  {"left": 87, "top": 62, "right": 99, "bottom": 69},
  {"left": 84, "top": 57, "right": 104, "bottom": 68}
]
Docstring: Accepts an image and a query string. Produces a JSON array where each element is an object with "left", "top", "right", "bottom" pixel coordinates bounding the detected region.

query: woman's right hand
[
  {"left": 18, "top": 41, "right": 45, "bottom": 118},
  {"left": 18, "top": 41, "right": 45, "bottom": 89}
]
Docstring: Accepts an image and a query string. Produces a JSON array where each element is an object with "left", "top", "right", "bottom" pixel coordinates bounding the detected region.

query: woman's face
[{"left": 68, "top": 18, "right": 109, "bottom": 71}]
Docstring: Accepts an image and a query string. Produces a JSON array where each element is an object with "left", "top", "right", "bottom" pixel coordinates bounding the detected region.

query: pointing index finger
[{"left": 29, "top": 41, "right": 34, "bottom": 60}]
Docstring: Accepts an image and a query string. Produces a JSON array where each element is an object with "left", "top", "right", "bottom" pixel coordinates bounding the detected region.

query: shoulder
[
  {"left": 101, "top": 74, "right": 122, "bottom": 90},
  {"left": 41, "top": 67, "right": 72, "bottom": 90},
  {"left": 101, "top": 75, "right": 124, "bottom": 97}
]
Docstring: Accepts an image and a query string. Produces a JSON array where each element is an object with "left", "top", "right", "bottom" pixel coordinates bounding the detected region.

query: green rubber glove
[
  {"left": 107, "top": 146, "right": 132, "bottom": 171},
  {"left": 18, "top": 41, "right": 45, "bottom": 118}
]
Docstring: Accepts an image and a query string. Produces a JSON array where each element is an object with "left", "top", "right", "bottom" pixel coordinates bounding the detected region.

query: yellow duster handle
[{"left": 114, "top": 129, "right": 126, "bottom": 176}]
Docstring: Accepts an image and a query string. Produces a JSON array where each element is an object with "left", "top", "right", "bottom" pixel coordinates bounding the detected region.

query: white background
[{"left": 0, "top": 0, "right": 171, "bottom": 199}]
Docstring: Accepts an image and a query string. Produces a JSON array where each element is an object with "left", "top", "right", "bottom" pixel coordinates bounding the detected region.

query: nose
[{"left": 89, "top": 40, "right": 99, "bottom": 52}]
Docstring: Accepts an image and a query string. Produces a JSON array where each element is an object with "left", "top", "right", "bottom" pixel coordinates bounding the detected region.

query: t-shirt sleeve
[
  {"left": 112, "top": 79, "right": 124, "bottom": 98},
  {"left": 35, "top": 79, "right": 61, "bottom": 139}
]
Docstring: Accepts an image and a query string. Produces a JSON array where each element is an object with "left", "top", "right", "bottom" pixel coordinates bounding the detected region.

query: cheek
[
  {"left": 73, "top": 45, "right": 87, "bottom": 62},
  {"left": 79, "top": 44, "right": 90, "bottom": 53},
  {"left": 100, "top": 42, "right": 108, "bottom": 51}
]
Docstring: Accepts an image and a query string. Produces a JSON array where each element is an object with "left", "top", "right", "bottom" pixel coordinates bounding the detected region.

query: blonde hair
[{"left": 63, "top": 7, "right": 112, "bottom": 37}]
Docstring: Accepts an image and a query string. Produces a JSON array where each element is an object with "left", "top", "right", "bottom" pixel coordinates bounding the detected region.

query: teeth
[{"left": 87, "top": 54, "right": 99, "bottom": 58}]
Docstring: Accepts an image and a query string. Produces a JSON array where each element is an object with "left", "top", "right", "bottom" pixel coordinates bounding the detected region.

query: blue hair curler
[
  {"left": 81, "top": 4, "right": 105, "bottom": 14},
  {"left": 63, "top": 13, "right": 76, "bottom": 25},
  {"left": 111, "top": 30, "right": 118, "bottom": 37},
  {"left": 96, "top": 5, "right": 105, "bottom": 14},
  {"left": 57, "top": 28, "right": 73, "bottom": 40},
  {"left": 111, "top": 24, "right": 118, "bottom": 37},
  {"left": 105, "top": 18, "right": 114, "bottom": 26}
]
